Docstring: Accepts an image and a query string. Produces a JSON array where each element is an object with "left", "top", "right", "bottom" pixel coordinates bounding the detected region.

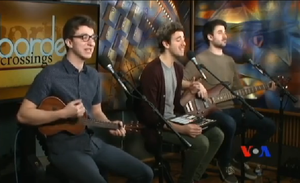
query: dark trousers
[
  {"left": 163, "top": 126, "right": 224, "bottom": 183},
  {"left": 48, "top": 136, "right": 153, "bottom": 183},
  {"left": 207, "top": 107, "right": 276, "bottom": 167}
]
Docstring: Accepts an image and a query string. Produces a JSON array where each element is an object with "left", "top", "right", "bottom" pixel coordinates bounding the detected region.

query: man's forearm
[
  {"left": 93, "top": 111, "right": 110, "bottom": 122},
  {"left": 182, "top": 80, "right": 191, "bottom": 89},
  {"left": 17, "top": 109, "right": 65, "bottom": 126},
  {"left": 163, "top": 122, "right": 185, "bottom": 134}
]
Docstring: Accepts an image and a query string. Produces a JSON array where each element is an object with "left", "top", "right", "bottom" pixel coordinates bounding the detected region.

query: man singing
[
  {"left": 137, "top": 21, "right": 224, "bottom": 183},
  {"left": 17, "top": 15, "right": 153, "bottom": 183},
  {"left": 183, "top": 19, "right": 276, "bottom": 183}
]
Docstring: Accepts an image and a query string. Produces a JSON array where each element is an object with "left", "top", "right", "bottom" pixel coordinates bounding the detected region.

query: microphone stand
[
  {"left": 198, "top": 64, "right": 264, "bottom": 183},
  {"left": 118, "top": 72, "right": 192, "bottom": 183},
  {"left": 248, "top": 60, "right": 298, "bottom": 183}
]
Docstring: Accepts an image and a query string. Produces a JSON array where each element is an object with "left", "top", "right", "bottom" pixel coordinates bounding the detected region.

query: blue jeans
[
  {"left": 49, "top": 136, "right": 153, "bottom": 183},
  {"left": 207, "top": 108, "right": 276, "bottom": 167}
]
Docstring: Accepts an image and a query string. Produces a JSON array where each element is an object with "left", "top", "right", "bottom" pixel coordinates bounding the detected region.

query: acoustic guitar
[
  {"left": 38, "top": 96, "right": 143, "bottom": 136},
  {"left": 184, "top": 76, "right": 288, "bottom": 117}
]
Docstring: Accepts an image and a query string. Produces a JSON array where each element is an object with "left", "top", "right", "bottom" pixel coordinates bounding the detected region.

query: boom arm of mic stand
[
  {"left": 199, "top": 64, "right": 264, "bottom": 119},
  {"left": 199, "top": 63, "right": 263, "bottom": 183},
  {"left": 118, "top": 73, "right": 192, "bottom": 149},
  {"left": 249, "top": 63, "right": 298, "bottom": 183},
  {"left": 252, "top": 64, "right": 298, "bottom": 103}
]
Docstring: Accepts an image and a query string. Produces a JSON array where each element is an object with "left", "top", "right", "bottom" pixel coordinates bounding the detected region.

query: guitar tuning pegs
[{"left": 127, "top": 121, "right": 131, "bottom": 127}]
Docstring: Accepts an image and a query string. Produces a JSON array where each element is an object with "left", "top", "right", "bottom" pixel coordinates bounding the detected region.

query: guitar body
[
  {"left": 38, "top": 97, "right": 87, "bottom": 136},
  {"left": 184, "top": 84, "right": 225, "bottom": 117},
  {"left": 184, "top": 76, "right": 287, "bottom": 117}
]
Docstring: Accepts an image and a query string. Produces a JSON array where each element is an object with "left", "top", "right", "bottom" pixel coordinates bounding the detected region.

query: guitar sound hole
[{"left": 52, "top": 107, "right": 58, "bottom": 111}]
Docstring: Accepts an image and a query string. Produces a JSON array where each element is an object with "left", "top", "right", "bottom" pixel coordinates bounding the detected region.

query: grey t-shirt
[{"left": 161, "top": 61, "right": 177, "bottom": 119}]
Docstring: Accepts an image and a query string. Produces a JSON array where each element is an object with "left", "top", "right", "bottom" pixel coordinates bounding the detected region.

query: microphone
[
  {"left": 98, "top": 55, "right": 130, "bottom": 95},
  {"left": 247, "top": 59, "right": 264, "bottom": 75},
  {"left": 187, "top": 51, "right": 207, "bottom": 80}
]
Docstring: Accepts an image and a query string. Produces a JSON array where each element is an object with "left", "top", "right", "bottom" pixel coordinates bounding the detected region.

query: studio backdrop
[{"left": 0, "top": 1, "right": 99, "bottom": 100}]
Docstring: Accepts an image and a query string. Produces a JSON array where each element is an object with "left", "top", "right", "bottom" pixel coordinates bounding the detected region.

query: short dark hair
[
  {"left": 63, "top": 15, "right": 97, "bottom": 50},
  {"left": 202, "top": 19, "right": 227, "bottom": 45},
  {"left": 156, "top": 21, "right": 184, "bottom": 53}
]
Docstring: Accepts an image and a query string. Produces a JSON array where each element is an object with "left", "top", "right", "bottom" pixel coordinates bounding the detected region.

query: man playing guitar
[
  {"left": 17, "top": 15, "right": 153, "bottom": 183},
  {"left": 183, "top": 19, "right": 277, "bottom": 183}
]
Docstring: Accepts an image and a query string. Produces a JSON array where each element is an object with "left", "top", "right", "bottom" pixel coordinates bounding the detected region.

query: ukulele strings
[{"left": 84, "top": 118, "right": 126, "bottom": 149}]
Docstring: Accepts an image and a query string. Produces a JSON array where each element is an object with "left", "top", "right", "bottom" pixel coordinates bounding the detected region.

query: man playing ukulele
[{"left": 17, "top": 15, "right": 153, "bottom": 183}]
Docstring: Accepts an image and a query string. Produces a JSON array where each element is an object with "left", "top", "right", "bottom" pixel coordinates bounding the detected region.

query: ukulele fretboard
[{"left": 80, "top": 118, "right": 119, "bottom": 129}]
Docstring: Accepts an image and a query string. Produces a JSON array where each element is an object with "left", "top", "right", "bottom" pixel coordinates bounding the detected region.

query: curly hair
[{"left": 156, "top": 21, "right": 184, "bottom": 53}]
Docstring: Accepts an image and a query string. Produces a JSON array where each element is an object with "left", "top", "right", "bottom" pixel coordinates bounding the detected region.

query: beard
[{"left": 212, "top": 40, "right": 226, "bottom": 49}]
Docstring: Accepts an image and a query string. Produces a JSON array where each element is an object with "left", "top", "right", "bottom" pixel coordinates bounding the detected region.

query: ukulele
[
  {"left": 37, "top": 96, "right": 143, "bottom": 136},
  {"left": 184, "top": 76, "right": 288, "bottom": 117}
]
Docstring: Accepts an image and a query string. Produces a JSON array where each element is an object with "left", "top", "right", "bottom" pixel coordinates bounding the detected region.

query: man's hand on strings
[
  {"left": 189, "top": 77, "right": 208, "bottom": 99},
  {"left": 109, "top": 120, "right": 126, "bottom": 137}
]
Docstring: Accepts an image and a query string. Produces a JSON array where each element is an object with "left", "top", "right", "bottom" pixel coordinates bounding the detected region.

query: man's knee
[
  {"left": 130, "top": 163, "right": 153, "bottom": 183},
  {"left": 205, "top": 127, "right": 224, "bottom": 143},
  {"left": 209, "top": 112, "right": 237, "bottom": 135},
  {"left": 262, "top": 118, "right": 276, "bottom": 135},
  {"left": 190, "top": 135, "right": 210, "bottom": 152},
  {"left": 142, "top": 165, "right": 154, "bottom": 181}
]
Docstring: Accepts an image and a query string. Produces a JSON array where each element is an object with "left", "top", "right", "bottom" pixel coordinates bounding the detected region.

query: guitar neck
[
  {"left": 212, "top": 83, "right": 269, "bottom": 104},
  {"left": 80, "top": 118, "right": 119, "bottom": 129}
]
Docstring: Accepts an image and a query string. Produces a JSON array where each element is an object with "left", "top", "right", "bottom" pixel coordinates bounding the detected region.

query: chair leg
[
  {"left": 162, "top": 162, "right": 174, "bottom": 183},
  {"left": 151, "top": 156, "right": 174, "bottom": 183},
  {"left": 180, "top": 150, "right": 185, "bottom": 168},
  {"left": 152, "top": 159, "right": 171, "bottom": 175},
  {"left": 156, "top": 160, "right": 174, "bottom": 183}
]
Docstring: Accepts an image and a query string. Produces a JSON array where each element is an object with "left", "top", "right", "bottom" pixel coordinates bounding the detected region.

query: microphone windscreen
[
  {"left": 98, "top": 55, "right": 112, "bottom": 68},
  {"left": 187, "top": 51, "right": 196, "bottom": 60}
]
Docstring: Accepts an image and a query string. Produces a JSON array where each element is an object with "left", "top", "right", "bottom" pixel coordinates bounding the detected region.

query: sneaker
[
  {"left": 217, "top": 162, "right": 238, "bottom": 183},
  {"left": 232, "top": 159, "right": 257, "bottom": 180}
]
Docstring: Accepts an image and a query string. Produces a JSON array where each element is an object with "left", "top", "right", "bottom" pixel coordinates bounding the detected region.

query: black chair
[
  {"left": 124, "top": 86, "right": 186, "bottom": 182},
  {"left": 17, "top": 124, "right": 108, "bottom": 183},
  {"left": 34, "top": 132, "right": 64, "bottom": 182},
  {"left": 126, "top": 83, "right": 209, "bottom": 181},
  {"left": 36, "top": 131, "right": 109, "bottom": 183},
  {"left": 18, "top": 124, "right": 44, "bottom": 183},
  {"left": 16, "top": 126, "right": 64, "bottom": 183}
]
